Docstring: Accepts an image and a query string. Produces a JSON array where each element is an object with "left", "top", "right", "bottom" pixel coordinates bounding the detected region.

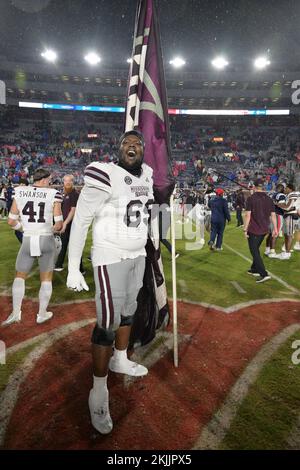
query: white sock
[
  {"left": 38, "top": 281, "right": 52, "bottom": 315},
  {"left": 113, "top": 348, "right": 128, "bottom": 363},
  {"left": 92, "top": 375, "right": 108, "bottom": 399},
  {"left": 12, "top": 278, "right": 25, "bottom": 314}
]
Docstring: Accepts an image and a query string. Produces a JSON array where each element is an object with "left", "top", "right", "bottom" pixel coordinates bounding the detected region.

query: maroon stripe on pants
[
  {"left": 98, "top": 266, "right": 107, "bottom": 328},
  {"left": 103, "top": 266, "right": 114, "bottom": 327}
]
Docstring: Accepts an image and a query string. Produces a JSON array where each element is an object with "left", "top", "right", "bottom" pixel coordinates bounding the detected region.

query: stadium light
[
  {"left": 84, "top": 52, "right": 101, "bottom": 66},
  {"left": 41, "top": 49, "right": 57, "bottom": 63},
  {"left": 211, "top": 56, "right": 229, "bottom": 70},
  {"left": 169, "top": 57, "right": 186, "bottom": 68},
  {"left": 254, "top": 56, "right": 271, "bottom": 69}
]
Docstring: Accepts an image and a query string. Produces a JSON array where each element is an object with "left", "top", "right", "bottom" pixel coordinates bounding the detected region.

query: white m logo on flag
[{"left": 126, "top": 30, "right": 164, "bottom": 131}]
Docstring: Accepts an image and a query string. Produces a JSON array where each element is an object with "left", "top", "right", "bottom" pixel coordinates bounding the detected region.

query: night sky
[{"left": 0, "top": 0, "right": 300, "bottom": 69}]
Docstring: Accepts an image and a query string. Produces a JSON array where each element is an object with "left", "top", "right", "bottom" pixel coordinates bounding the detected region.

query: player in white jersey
[
  {"left": 67, "top": 130, "right": 153, "bottom": 435},
  {"left": 275, "top": 183, "right": 300, "bottom": 259},
  {"left": 2, "top": 168, "right": 63, "bottom": 326},
  {"left": 265, "top": 183, "right": 286, "bottom": 258}
]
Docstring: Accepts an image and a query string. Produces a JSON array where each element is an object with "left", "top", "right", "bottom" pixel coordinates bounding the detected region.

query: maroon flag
[
  {"left": 126, "top": 0, "right": 175, "bottom": 347},
  {"left": 125, "top": 0, "right": 174, "bottom": 202}
]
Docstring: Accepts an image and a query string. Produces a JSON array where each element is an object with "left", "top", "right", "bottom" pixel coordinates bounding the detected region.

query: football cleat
[
  {"left": 2, "top": 311, "right": 21, "bottom": 326},
  {"left": 278, "top": 252, "right": 291, "bottom": 260},
  {"left": 268, "top": 252, "right": 280, "bottom": 258},
  {"left": 36, "top": 311, "right": 53, "bottom": 324},
  {"left": 256, "top": 275, "right": 271, "bottom": 283},
  {"left": 109, "top": 357, "right": 148, "bottom": 377},
  {"left": 247, "top": 270, "right": 260, "bottom": 276},
  {"left": 88, "top": 389, "right": 113, "bottom": 434}
]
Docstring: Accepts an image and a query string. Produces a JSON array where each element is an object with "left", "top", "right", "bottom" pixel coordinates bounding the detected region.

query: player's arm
[
  {"left": 270, "top": 211, "right": 278, "bottom": 237},
  {"left": 243, "top": 210, "right": 251, "bottom": 238},
  {"left": 53, "top": 201, "right": 63, "bottom": 232},
  {"left": 224, "top": 200, "right": 231, "bottom": 222},
  {"left": 276, "top": 196, "right": 293, "bottom": 210},
  {"left": 276, "top": 201, "right": 290, "bottom": 209},
  {"left": 7, "top": 199, "right": 22, "bottom": 231},
  {"left": 60, "top": 207, "right": 76, "bottom": 233},
  {"left": 67, "top": 184, "right": 109, "bottom": 291}
]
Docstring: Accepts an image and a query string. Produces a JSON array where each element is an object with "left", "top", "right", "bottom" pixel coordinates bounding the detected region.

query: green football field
[
  {"left": 1, "top": 215, "right": 300, "bottom": 450},
  {"left": 0, "top": 215, "right": 299, "bottom": 307}
]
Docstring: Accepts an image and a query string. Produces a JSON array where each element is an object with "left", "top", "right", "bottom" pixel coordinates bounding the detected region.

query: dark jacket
[{"left": 209, "top": 196, "right": 231, "bottom": 224}]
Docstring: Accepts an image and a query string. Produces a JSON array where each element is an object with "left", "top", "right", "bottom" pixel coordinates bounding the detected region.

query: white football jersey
[
  {"left": 14, "top": 186, "right": 63, "bottom": 235},
  {"left": 286, "top": 191, "right": 300, "bottom": 214},
  {"left": 204, "top": 192, "right": 216, "bottom": 207},
  {"left": 84, "top": 161, "right": 154, "bottom": 265}
]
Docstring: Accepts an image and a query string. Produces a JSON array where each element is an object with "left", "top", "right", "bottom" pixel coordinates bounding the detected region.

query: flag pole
[{"left": 170, "top": 189, "right": 178, "bottom": 367}]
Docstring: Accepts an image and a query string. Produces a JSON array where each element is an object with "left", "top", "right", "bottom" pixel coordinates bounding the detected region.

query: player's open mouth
[{"left": 127, "top": 150, "right": 136, "bottom": 157}]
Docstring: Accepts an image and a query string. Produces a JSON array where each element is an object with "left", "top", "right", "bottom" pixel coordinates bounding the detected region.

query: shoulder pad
[{"left": 84, "top": 162, "right": 111, "bottom": 191}]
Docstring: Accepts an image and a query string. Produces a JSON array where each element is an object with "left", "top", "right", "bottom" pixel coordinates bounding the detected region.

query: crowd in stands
[
  {"left": 0, "top": 118, "right": 123, "bottom": 186},
  {"left": 171, "top": 125, "right": 300, "bottom": 190},
  {"left": 1, "top": 114, "right": 299, "bottom": 270},
  {"left": 0, "top": 114, "right": 300, "bottom": 194}
]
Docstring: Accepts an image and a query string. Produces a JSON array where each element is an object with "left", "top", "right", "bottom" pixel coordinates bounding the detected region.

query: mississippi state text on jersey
[{"left": 84, "top": 162, "right": 154, "bottom": 264}]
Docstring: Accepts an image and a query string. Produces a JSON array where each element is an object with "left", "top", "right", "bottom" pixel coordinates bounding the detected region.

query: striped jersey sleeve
[
  {"left": 54, "top": 190, "right": 63, "bottom": 203},
  {"left": 84, "top": 162, "right": 111, "bottom": 193}
]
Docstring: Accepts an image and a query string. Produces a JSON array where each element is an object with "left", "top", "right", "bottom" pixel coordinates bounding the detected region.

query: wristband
[
  {"left": 12, "top": 221, "right": 22, "bottom": 231},
  {"left": 54, "top": 215, "right": 63, "bottom": 222},
  {"left": 9, "top": 212, "right": 19, "bottom": 220}
]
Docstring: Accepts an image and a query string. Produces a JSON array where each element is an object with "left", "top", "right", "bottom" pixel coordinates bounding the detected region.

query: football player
[
  {"left": 276, "top": 183, "right": 300, "bottom": 259},
  {"left": 2, "top": 168, "right": 63, "bottom": 326},
  {"left": 264, "top": 183, "right": 286, "bottom": 258},
  {"left": 67, "top": 130, "right": 153, "bottom": 435}
]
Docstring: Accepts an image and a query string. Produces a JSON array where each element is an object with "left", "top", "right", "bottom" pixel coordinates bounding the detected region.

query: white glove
[{"left": 67, "top": 270, "right": 89, "bottom": 292}]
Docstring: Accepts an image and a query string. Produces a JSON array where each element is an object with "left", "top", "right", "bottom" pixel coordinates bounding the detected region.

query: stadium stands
[{"left": 0, "top": 108, "right": 299, "bottom": 191}]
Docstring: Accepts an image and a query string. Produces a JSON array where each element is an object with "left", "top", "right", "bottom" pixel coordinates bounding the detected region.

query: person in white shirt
[
  {"left": 67, "top": 130, "right": 153, "bottom": 435},
  {"left": 2, "top": 168, "right": 63, "bottom": 326},
  {"left": 276, "top": 183, "right": 300, "bottom": 259}
]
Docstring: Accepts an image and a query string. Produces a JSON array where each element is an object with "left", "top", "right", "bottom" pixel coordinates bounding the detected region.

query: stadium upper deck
[{"left": 1, "top": 55, "right": 300, "bottom": 111}]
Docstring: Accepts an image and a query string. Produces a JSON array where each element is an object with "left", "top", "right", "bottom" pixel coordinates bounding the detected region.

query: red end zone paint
[
  {"left": 2, "top": 300, "right": 300, "bottom": 450},
  {"left": 0, "top": 297, "right": 96, "bottom": 348}
]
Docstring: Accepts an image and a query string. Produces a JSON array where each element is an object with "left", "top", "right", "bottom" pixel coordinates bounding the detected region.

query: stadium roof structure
[{"left": 0, "top": 56, "right": 300, "bottom": 112}]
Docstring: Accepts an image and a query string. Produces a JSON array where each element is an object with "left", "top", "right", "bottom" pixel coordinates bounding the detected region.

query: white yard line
[
  {"left": 224, "top": 243, "right": 300, "bottom": 295},
  {"left": 286, "top": 414, "right": 300, "bottom": 449},
  {"left": 174, "top": 297, "right": 300, "bottom": 314},
  {"left": 193, "top": 323, "right": 300, "bottom": 450},
  {"left": 6, "top": 317, "right": 94, "bottom": 356},
  {"left": 178, "top": 279, "right": 189, "bottom": 294},
  {"left": 1, "top": 320, "right": 188, "bottom": 445},
  {"left": 0, "top": 319, "right": 95, "bottom": 446},
  {"left": 230, "top": 281, "right": 246, "bottom": 294}
]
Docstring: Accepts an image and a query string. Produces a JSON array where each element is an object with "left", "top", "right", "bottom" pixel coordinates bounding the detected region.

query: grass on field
[
  {"left": 220, "top": 331, "right": 300, "bottom": 450},
  {"left": 0, "top": 215, "right": 299, "bottom": 307},
  {"left": 0, "top": 216, "right": 300, "bottom": 450},
  {"left": 0, "top": 342, "right": 42, "bottom": 394}
]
